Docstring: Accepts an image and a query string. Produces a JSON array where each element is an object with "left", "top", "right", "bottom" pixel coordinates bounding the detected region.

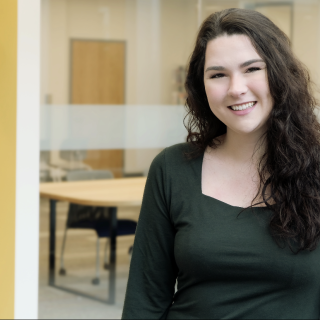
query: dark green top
[{"left": 122, "top": 143, "right": 320, "bottom": 319}]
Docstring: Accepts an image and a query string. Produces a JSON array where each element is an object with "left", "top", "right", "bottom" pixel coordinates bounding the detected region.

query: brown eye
[
  {"left": 246, "top": 67, "right": 261, "bottom": 73},
  {"left": 211, "top": 73, "right": 225, "bottom": 79}
]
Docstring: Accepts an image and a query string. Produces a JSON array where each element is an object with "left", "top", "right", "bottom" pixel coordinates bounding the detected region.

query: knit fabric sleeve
[{"left": 121, "top": 149, "right": 178, "bottom": 319}]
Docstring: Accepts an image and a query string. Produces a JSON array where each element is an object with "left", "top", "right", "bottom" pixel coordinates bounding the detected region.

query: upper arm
[{"left": 122, "top": 149, "right": 178, "bottom": 319}]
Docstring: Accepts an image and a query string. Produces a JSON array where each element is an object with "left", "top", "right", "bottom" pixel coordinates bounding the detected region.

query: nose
[{"left": 227, "top": 74, "right": 248, "bottom": 98}]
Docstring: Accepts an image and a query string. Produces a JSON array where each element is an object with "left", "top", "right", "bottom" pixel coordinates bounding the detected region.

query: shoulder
[
  {"left": 151, "top": 143, "right": 199, "bottom": 169},
  {"left": 149, "top": 143, "right": 203, "bottom": 185},
  {"left": 165, "top": 142, "right": 195, "bottom": 157},
  {"left": 148, "top": 144, "right": 203, "bottom": 214}
]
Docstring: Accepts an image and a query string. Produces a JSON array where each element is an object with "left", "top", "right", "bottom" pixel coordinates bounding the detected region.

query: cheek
[
  {"left": 249, "top": 76, "right": 271, "bottom": 102},
  {"left": 205, "top": 85, "right": 229, "bottom": 121},
  {"left": 205, "top": 83, "right": 226, "bottom": 105},
  {"left": 249, "top": 79, "right": 274, "bottom": 117}
]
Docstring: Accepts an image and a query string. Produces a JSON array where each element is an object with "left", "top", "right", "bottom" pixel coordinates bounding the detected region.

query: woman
[{"left": 122, "top": 8, "right": 320, "bottom": 319}]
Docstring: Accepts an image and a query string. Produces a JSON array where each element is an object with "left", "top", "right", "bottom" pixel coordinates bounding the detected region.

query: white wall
[
  {"left": 293, "top": 1, "right": 320, "bottom": 100},
  {"left": 160, "top": 0, "right": 198, "bottom": 104}
]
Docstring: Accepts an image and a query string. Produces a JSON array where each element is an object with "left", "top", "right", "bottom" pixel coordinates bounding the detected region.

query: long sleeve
[{"left": 122, "top": 149, "right": 178, "bottom": 319}]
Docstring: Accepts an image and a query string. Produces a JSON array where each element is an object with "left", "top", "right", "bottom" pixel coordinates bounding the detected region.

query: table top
[{"left": 40, "top": 177, "right": 147, "bottom": 207}]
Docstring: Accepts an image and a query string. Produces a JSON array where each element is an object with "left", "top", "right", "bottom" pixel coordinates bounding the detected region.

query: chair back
[
  {"left": 66, "top": 170, "right": 114, "bottom": 181},
  {"left": 66, "top": 170, "right": 113, "bottom": 228}
]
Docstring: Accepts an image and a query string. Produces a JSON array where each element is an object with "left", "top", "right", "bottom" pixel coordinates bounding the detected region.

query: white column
[{"left": 15, "top": 0, "right": 40, "bottom": 318}]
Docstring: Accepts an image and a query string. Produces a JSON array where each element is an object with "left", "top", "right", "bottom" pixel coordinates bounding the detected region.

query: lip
[{"left": 228, "top": 101, "right": 257, "bottom": 116}]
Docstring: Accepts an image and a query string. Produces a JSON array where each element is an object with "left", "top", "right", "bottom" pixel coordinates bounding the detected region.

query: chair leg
[
  {"left": 92, "top": 237, "right": 100, "bottom": 285},
  {"left": 104, "top": 238, "right": 109, "bottom": 269},
  {"left": 59, "top": 226, "right": 68, "bottom": 275},
  {"left": 128, "top": 245, "right": 133, "bottom": 263}
]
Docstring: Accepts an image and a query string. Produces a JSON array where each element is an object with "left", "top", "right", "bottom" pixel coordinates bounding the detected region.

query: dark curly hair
[{"left": 185, "top": 8, "right": 320, "bottom": 252}]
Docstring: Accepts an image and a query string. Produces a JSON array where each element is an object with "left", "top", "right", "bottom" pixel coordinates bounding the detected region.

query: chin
[{"left": 229, "top": 124, "right": 265, "bottom": 136}]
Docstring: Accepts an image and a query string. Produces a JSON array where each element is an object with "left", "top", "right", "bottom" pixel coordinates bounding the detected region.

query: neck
[{"left": 218, "top": 128, "right": 266, "bottom": 166}]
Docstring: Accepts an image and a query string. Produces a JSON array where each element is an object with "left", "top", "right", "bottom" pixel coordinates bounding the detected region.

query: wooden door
[{"left": 71, "top": 40, "right": 125, "bottom": 177}]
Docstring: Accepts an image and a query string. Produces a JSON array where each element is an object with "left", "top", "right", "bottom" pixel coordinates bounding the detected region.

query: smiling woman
[
  {"left": 122, "top": 8, "right": 320, "bottom": 320},
  {"left": 200, "top": 33, "right": 275, "bottom": 208},
  {"left": 203, "top": 34, "right": 273, "bottom": 136},
  {"left": 185, "top": 8, "right": 320, "bottom": 240}
]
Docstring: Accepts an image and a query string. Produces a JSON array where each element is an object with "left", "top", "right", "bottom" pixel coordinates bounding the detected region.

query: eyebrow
[{"left": 205, "top": 59, "right": 265, "bottom": 72}]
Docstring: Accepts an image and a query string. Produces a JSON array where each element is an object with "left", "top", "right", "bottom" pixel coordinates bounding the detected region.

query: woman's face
[{"left": 203, "top": 34, "right": 273, "bottom": 136}]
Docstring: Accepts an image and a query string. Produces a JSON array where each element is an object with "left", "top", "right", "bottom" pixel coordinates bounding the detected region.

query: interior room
[{"left": 38, "top": 0, "right": 320, "bottom": 318}]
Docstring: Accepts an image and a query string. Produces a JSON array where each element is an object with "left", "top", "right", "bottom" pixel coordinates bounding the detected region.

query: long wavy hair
[{"left": 185, "top": 8, "right": 320, "bottom": 252}]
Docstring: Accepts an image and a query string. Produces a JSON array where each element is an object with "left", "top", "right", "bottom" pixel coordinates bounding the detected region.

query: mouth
[{"left": 227, "top": 101, "right": 257, "bottom": 111}]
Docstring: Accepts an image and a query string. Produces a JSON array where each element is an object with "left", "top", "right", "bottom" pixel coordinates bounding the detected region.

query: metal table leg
[
  {"left": 108, "top": 206, "right": 117, "bottom": 304},
  {"left": 48, "top": 201, "right": 118, "bottom": 304},
  {"left": 49, "top": 199, "right": 57, "bottom": 286}
]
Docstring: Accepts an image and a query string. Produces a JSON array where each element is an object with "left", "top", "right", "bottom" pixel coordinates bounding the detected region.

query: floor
[{"left": 38, "top": 198, "right": 140, "bottom": 319}]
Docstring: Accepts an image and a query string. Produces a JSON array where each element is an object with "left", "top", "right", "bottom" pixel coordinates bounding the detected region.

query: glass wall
[
  {"left": 40, "top": 0, "right": 198, "bottom": 182},
  {"left": 39, "top": 0, "right": 320, "bottom": 318}
]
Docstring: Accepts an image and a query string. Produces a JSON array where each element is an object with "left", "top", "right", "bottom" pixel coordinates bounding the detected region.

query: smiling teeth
[{"left": 230, "top": 102, "right": 255, "bottom": 111}]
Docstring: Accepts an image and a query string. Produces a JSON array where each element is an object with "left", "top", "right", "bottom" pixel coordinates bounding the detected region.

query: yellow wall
[{"left": 0, "top": 1, "right": 17, "bottom": 318}]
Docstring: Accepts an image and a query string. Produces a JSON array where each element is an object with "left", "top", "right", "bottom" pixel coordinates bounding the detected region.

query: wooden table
[{"left": 40, "top": 177, "right": 146, "bottom": 304}]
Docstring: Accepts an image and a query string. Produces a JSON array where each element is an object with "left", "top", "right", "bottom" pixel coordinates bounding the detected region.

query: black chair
[{"left": 59, "top": 170, "right": 137, "bottom": 284}]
